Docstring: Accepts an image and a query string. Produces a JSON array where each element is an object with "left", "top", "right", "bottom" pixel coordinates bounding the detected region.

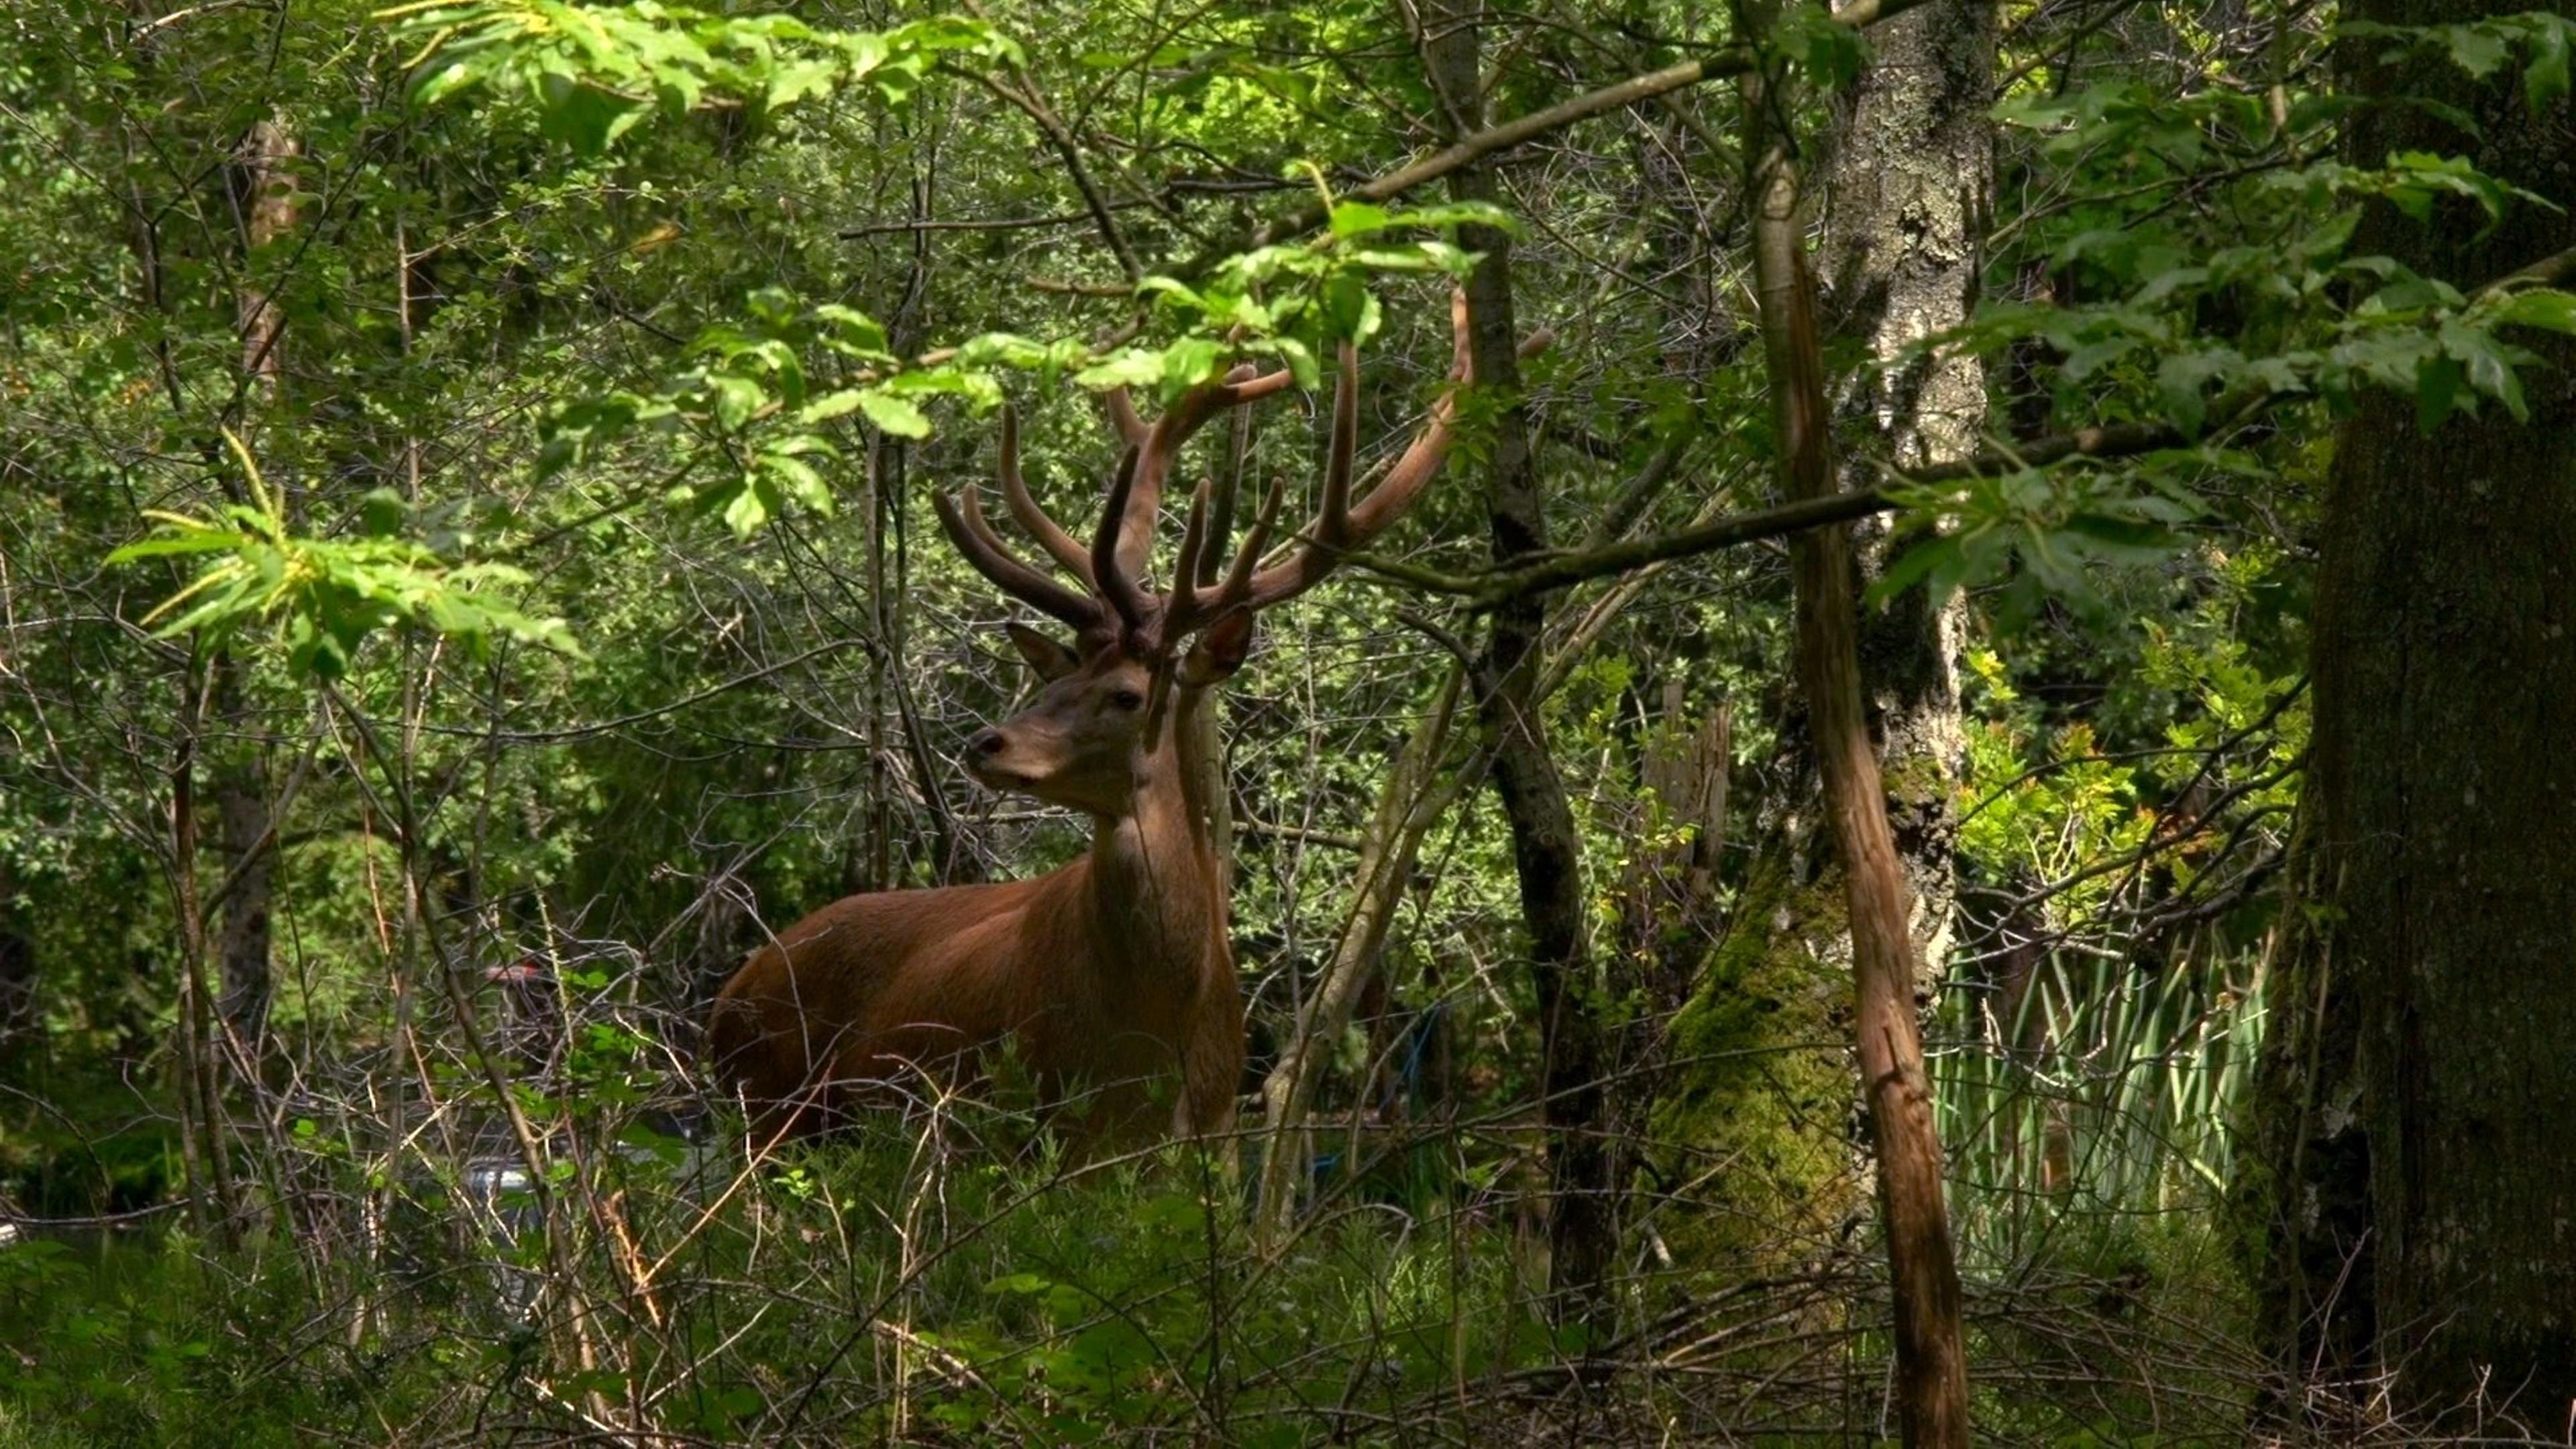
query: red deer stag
[{"left": 708, "top": 294, "right": 1517, "bottom": 1148}]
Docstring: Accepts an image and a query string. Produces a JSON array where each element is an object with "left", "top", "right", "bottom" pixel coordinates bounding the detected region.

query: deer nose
[{"left": 969, "top": 728, "right": 1007, "bottom": 758}]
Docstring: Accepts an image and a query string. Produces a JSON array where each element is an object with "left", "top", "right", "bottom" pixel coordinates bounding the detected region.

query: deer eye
[{"left": 1110, "top": 686, "right": 1146, "bottom": 711}]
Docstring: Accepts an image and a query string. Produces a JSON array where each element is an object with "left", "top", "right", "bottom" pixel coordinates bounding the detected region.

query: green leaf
[
  {"left": 761, "top": 451, "right": 833, "bottom": 512},
  {"left": 1328, "top": 201, "right": 1393, "bottom": 238},
  {"left": 1865, "top": 535, "right": 1955, "bottom": 606},
  {"left": 2528, "top": 17, "right": 2572, "bottom": 111},
  {"left": 2414, "top": 352, "right": 2465, "bottom": 432},
  {"left": 107, "top": 531, "right": 247, "bottom": 563},
  {"left": 2438, "top": 316, "right": 2533, "bottom": 421},
  {"left": 798, "top": 390, "right": 865, "bottom": 423},
  {"left": 411, "top": 58, "right": 480, "bottom": 107},
  {"left": 855, "top": 390, "right": 930, "bottom": 437},
  {"left": 1318, "top": 271, "right": 1377, "bottom": 343},
  {"left": 1772, "top": 3, "right": 1867, "bottom": 89},
  {"left": 1134, "top": 276, "right": 1209, "bottom": 312},
  {"left": 709, "top": 373, "right": 765, "bottom": 431},
  {"left": 1377, "top": 200, "right": 1523, "bottom": 236},
  {"left": 1159, "top": 337, "right": 1224, "bottom": 397},
  {"left": 2062, "top": 513, "right": 2179, "bottom": 564},
  {"left": 2443, "top": 24, "right": 2511, "bottom": 77},
  {"left": 721, "top": 478, "right": 773, "bottom": 537},
  {"left": 1072, "top": 349, "right": 1164, "bottom": 390},
  {"left": 2155, "top": 347, "right": 2239, "bottom": 436},
  {"left": 765, "top": 58, "right": 839, "bottom": 110},
  {"left": 2491, "top": 288, "right": 2576, "bottom": 335}
]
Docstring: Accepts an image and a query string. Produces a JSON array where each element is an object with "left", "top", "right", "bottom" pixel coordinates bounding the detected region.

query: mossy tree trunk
[{"left": 1652, "top": 0, "right": 1989, "bottom": 1290}]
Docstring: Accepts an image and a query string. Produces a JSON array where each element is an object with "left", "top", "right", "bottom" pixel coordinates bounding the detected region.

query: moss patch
[{"left": 1647, "top": 859, "right": 1864, "bottom": 1268}]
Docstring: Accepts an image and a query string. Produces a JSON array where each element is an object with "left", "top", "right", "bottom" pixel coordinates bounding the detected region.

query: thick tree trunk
[
  {"left": 1742, "top": 11, "right": 1970, "bottom": 1442},
  {"left": 1819, "top": 0, "right": 1990, "bottom": 974},
  {"left": 1424, "top": 1, "right": 1613, "bottom": 1328},
  {"left": 2259, "top": 0, "right": 2576, "bottom": 1420}
]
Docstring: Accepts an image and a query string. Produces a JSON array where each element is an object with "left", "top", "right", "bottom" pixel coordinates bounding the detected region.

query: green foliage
[
  {"left": 107, "top": 433, "right": 578, "bottom": 677},
  {"left": 538, "top": 286, "right": 1009, "bottom": 535},
  {"left": 1766, "top": 3, "right": 1869, "bottom": 91},
  {"left": 1939, "top": 949, "right": 2266, "bottom": 1260},
  {"left": 386, "top": 1, "right": 1018, "bottom": 152},
  {"left": 2340, "top": 10, "right": 2576, "bottom": 113},
  {"left": 1878, "top": 21, "right": 2576, "bottom": 606},
  {"left": 0, "top": 1100, "right": 1560, "bottom": 1445},
  {"left": 8, "top": 0, "right": 2572, "bottom": 1438},
  {"left": 1873, "top": 461, "right": 2202, "bottom": 621},
  {"left": 1100, "top": 193, "right": 1507, "bottom": 395}
]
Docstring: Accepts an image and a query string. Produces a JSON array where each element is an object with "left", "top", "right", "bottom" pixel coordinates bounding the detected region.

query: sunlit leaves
[
  {"left": 1073, "top": 192, "right": 1511, "bottom": 400},
  {"left": 535, "top": 288, "right": 996, "bottom": 535},
  {"left": 380, "top": 1, "right": 1020, "bottom": 153},
  {"left": 107, "top": 433, "right": 578, "bottom": 678}
]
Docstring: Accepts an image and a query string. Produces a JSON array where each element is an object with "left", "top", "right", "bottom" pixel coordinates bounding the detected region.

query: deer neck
[{"left": 1084, "top": 697, "right": 1224, "bottom": 981}]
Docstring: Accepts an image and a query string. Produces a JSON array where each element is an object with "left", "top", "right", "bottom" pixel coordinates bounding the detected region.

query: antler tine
[
  {"left": 1112, "top": 415, "right": 1179, "bottom": 582},
  {"left": 1102, "top": 387, "right": 1149, "bottom": 448},
  {"left": 1210, "top": 472, "right": 1289, "bottom": 614},
  {"left": 1089, "top": 445, "right": 1154, "bottom": 638},
  {"left": 1318, "top": 341, "right": 1360, "bottom": 545},
  {"left": 1159, "top": 477, "right": 1218, "bottom": 640},
  {"left": 933, "top": 484, "right": 1102, "bottom": 630},
  {"left": 1239, "top": 290, "right": 1548, "bottom": 610},
  {"left": 996, "top": 402, "right": 1095, "bottom": 586},
  {"left": 1099, "top": 360, "right": 1290, "bottom": 457},
  {"left": 1108, "top": 362, "right": 1305, "bottom": 586}
]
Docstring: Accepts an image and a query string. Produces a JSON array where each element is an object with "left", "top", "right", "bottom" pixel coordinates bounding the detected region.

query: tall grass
[{"left": 1935, "top": 946, "right": 2267, "bottom": 1269}]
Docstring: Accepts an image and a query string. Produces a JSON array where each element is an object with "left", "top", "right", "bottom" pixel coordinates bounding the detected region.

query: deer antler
[
  {"left": 936, "top": 289, "right": 1543, "bottom": 657},
  {"left": 1217, "top": 289, "right": 1550, "bottom": 614}
]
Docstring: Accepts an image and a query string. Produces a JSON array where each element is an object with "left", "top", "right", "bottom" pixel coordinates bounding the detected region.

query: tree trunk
[
  {"left": 1819, "top": 0, "right": 1990, "bottom": 974},
  {"left": 1423, "top": 0, "right": 1613, "bottom": 1329},
  {"left": 1741, "top": 7, "right": 1970, "bottom": 1441},
  {"left": 210, "top": 657, "right": 274, "bottom": 1047},
  {"left": 209, "top": 113, "right": 300, "bottom": 1049},
  {"left": 1652, "top": 0, "right": 1988, "bottom": 1324},
  {"left": 0, "top": 861, "right": 34, "bottom": 1063},
  {"left": 2259, "top": 0, "right": 2576, "bottom": 1420}
]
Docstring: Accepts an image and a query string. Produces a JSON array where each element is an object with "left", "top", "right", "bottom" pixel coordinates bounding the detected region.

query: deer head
[{"left": 937, "top": 292, "right": 1491, "bottom": 820}]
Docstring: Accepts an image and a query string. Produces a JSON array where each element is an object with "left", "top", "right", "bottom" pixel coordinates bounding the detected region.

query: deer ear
[
  {"left": 1004, "top": 623, "right": 1081, "bottom": 682},
  {"left": 1178, "top": 608, "right": 1257, "bottom": 687}
]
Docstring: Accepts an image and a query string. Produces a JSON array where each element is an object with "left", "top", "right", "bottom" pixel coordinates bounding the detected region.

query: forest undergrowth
[{"left": 0, "top": 945, "right": 2434, "bottom": 1448}]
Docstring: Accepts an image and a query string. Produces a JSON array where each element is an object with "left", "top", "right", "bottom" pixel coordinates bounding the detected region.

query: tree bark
[
  {"left": 209, "top": 113, "right": 300, "bottom": 1049},
  {"left": 210, "top": 657, "right": 274, "bottom": 1046},
  {"left": 1819, "top": 0, "right": 1991, "bottom": 973},
  {"left": 1423, "top": 0, "right": 1614, "bottom": 1328},
  {"left": 1741, "top": 8, "right": 1970, "bottom": 1442},
  {"left": 2259, "top": 0, "right": 2576, "bottom": 1420},
  {"left": 0, "top": 861, "right": 34, "bottom": 1063}
]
